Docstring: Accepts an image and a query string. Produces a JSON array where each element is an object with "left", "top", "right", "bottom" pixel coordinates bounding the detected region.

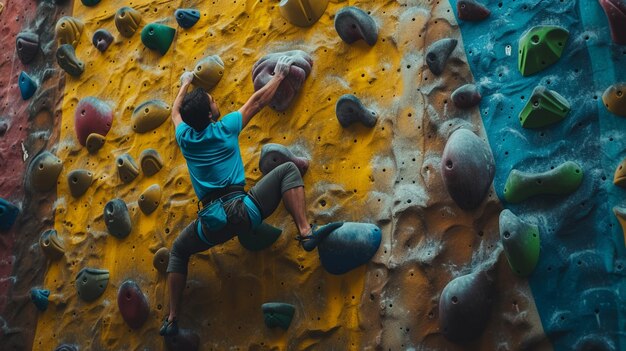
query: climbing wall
[{"left": 0, "top": 0, "right": 624, "bottom": 350}]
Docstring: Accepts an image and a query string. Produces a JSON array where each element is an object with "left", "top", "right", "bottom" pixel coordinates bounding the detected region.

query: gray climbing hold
[
  {"left": 335, "top": 94, "right": 378, "bottom": 128},
  {"left": 426, "top": 38, "right": 457, "bottom": 76},
  {"left": 104, "top": 199, "right": 131, "bottom": 239},
  {"left": 28, "top": 151, "right": 63, "bottom": 192},
  {"left": 56, "top": 44, "right": 84, "bottom": 77},
  {"left": 259, "top": 143, "right": 309, "bottom": 176},
  {"left": 140, "top": 149, "right": 163, "bottom": 176},
  {"left": 116, "top": 153, "right": 139, "bottom": 183},
  {"left": 138, "top": 184, "right": 161, "bottom": 215},
  {"left": 451, "top": 84, "right": 481, "bottom": 109},
  {"left": 67, "top": 169, "right": 93, "bottom": 198},
  {"left": 262, "top": 302, "right": 295, "bottom": 330},
  {"left": 153, "top": 247, "right": 170, "bottom": 274},
  {"left": 75, "top": 267, "right": 109, "bottom": 302},
  {"left": 334, "top": 6, "right": 378, "bottom": 46},
  {"left": 86, "top": 133, "right": 106, "bottom": 154},
  {"left": 131, "top": 100, "right": 171, "bottom": 133},
  {"left": 39, "top": 229, "right": 65, "bottom": 260},
  {"left": 16, "top": 31, "right": 39, "bottom": 64},
  {"left": 92, "top": 29, "right": 114, "bottom": 52}
]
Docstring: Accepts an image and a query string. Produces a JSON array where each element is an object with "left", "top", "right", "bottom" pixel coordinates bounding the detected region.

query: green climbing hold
[
  {"left": 503, "top": 161, "right": 583, "bottom": 203},
  {"left": 518, "top": 25, "right": 569, "bottom": 77},
  {"left": 519, "top": 86, "right": 570, "bottom": 128},
  {"left": 141, "top": 23, "right": 176, "bottom": 55},
  {"left": 262, "top": 302, "right": 295, "bottom": 330},
  {"left": 237, "top": 222, "right": 282, "bottom": 251},
  {"left": 499, "top": 210, "right": 540, "bottom": 277},
  {"left": 75, "top": 267, "right": 109, "bottom": 302}
]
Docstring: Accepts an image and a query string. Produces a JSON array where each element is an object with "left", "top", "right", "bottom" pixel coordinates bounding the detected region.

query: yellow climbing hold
[{"left": 279, "top": 0, "right": 329, "bottom": 27}]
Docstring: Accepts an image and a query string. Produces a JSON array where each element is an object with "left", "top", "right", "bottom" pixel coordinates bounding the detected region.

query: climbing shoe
[
  {"left": 159, "top": 317, "right": 179, "bottom": 336},
  {"left": 296, "top": 222, "right": 344, "bottom": 252}
]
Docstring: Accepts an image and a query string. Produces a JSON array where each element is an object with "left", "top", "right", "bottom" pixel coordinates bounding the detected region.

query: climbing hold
[
  {"left": 30, "top": 288, "right": 50, "bottom": 311},
  {"left": 92, "top": 29, "right": 114, "bottom": 52},
  {"left": 259, "top": 143, "right": 309, "bottom": 176},
  {"left": 115, "top": 7, "right": 142, "bottom": 38},
  {"left": 439, "top": 270, "right": 493, "bottom": 343},
  {"left": 237, "top": 222, "right": 282, "bottom": 251},
  {"left": 175, "top": 9, "right": 200, "bottom": 29},
  {"left": 613, "top": 206, "right": 626, "bottom": 238},
  {"left": 74, "top": 97, "right": 113, "bottom": 146},
  {"left": 104, "top": 198, "right": 131, "bottom": 239},
  {"left": 140, "top": 149, "right": 163, "bottom": 177},
  {"left": 81, "top": 0, "right": 100, "bottom": 6},
  {"left": 456, "top": 0, "right": 490, "bottom": 21},
  {"left": 318, "top": 222, "right": 381, "bottom": 275},
  {"left": 0, "top": 198, "right": 19, "bottom": 231},
  {"left": 441, "top": 129, "right": 495, "bottom": 210},
  {"left": 55, "top": 16, "right": 84, "bottom": 47},
  {"left": 519, "top": 86, "right": 570, "bottom": 128},
  {"left": 518, "top": 25, "right": 569, "bottom": 77},
  {"left": 335, "top": 94, "right": 378, "bottom": 128},
  {"left": 261, "top": 302, "right": 295, "bottom": 330},
  {"left": 19, "top": 71, "right": 37, "bottom": 100},
  {"left": 138, "top": 184, "right": 161, "bottom": 215},
  {"left": 28, "top": 151, "right": 63, "bottom": 192},
  {"left": 67, "top": 169, "right": 93, "bottom": 198},
  {"left": 116, "top": 153, "right": 139, "bottom": 183},
  {"left": 56, "top": 44, "right": 84, "bottom": 77},
  {"left": 279, "top": 0, "right": 329, "bottom": 27},
  {"left": 141, "top": 23, "right": 176, "bottom": 55},
  {"left": 117, "top": 280, "right": 150, "bottom": 329},
  {"left": 164, "top": 329, "right": 200, "bottom": 351},
  {"left": 602, "top": 83, "right": 626, "bottom": 117},
  {"left": 131, "top": 100, "right": 171, "bottom": 133},
  {"left": 614, "top": 158, "right": 626, "bottom": 187},
  {"left": 503, "top": 161, "right": 583, "bottom": 203},
  {"left": 426, "top": 38, "right": 458, "bottom": 76},
  {"left": 0, "top": 2, "right": 3, "bottom": 15},
  {"left": 598, "top": 0, "right": 626, "bottom": 45},
  {"left": 16, "top": 32, "right": 39, "bottom": 64},
  {"left": 451, "top": 84, "right": 481, "bottom": 109},
  {"left": 39, "top": 229, "right": 65, "bottom": 260},
  {"left": 252, "top": 50, "right": 313, "bottom": 111},
  {"left": 86, "top": 133, "right": 106, "bottom": 154},
  {"left": 499, "top": 210, "right": 540, "bottom": 277},
  {"left": 334, "top": 6, "right": 378, "bottom": 46},
  {"left": 54, "top": 345, "right": 78, "bottom": 351},
  {"left": 153, "top": 247, "right": 170, "bottom": 274},
  {"left": 192, "top": 55, "right": 224, "bottom": 91},
  {"left": 75, "top": 267, "right": 109, "bottom": 302}
]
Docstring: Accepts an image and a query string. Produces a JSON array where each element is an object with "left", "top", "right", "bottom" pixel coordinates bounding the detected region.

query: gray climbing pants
[{"left": 167, "top": 162, "right": 304, "bottom": 274}]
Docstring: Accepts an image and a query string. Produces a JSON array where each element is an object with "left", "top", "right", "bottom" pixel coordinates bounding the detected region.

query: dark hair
[{"left": 180, "top": 87, "right": 212, "bottom": 131}]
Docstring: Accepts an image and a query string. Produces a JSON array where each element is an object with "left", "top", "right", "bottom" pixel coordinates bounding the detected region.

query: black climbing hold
[
  {"left": 30, "top": 288, "right": 50, "bottom": 311},
  {"left": 261, "top": 302, "right": 295, "bottom": 330},
  {"left": 28, "top": 151, "right": 63, "bottom": 192},
  {"left": 115, "top": 7, "right": 142, "bottom": 38},
  {"left": 104, "top": 198, "right": 132, "bottom": 239},
  {"left": 92, "top": 29, "right": 114, "bottom": 52},
  {"left": 19, "top": 71, "right": 37, "bottom": 100},
  {"left": 39, "top": 229, "right": 65, "bottom": 260},
  {"left": 426, "top": 38, "right": 457, "bottom": 76},
  {"left": 16, "top": 32, "right": 39, "bottom": 64},
  {"left": 164, "top": 328, "right": 200, "bottom": 351},
  {"left": 67, "top": 169, "right": 93, "bottom": 198},
  {"left": 56, "top": 44, "right": 84, "bottom": 77},
  {"left": 86, "top": 133, "right": 106, "bottom": 154},
  {"left": 334, "top": 6, "right": 378, "bottom": 46},
  {"left": 335, "top": 94, "right": 378, "bottom": 128},
  {"left": 140, "top": 148, "right": 163, "bottom": 176},
  {"left": 117, "top": 153, "right": 139, "bottom": 183},
  {"left": 75, "top": 267, "right": 109, "bottom": 302},
  {"left": 439, "top": 270, "right": 493, "bottom": 343},
  {"left": 237, "top": 222, "right": 282, "bottom": 251},
  {"left": 451, "top": 84, "right": 481, "bottom": 109},
  {"left": 318, "top": 222, "right": 381, "bottom": 275},
  {"left": 0, "top": 198, "right": 19, "bottom": 231},
  {"left": 175, "top": 9, "right": 200, "bottom": 29},
  {"left": 456, "top": 0, "right": 490, "bottom": 22},
  {"left": 259, "top": 143, "right": 309, "bottom": 176}
]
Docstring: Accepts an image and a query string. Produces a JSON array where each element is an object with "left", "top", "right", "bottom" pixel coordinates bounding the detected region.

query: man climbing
[{"left": 160, "top": 56, "right": 343, "bottom": 336}]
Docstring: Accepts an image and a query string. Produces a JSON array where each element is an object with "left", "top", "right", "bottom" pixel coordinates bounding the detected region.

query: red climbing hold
[
  {"left": 117, "top": 280, "right": 150, "bottom": 329},
  {"left": 74, "top": 97, "right": 113, "bottom": 146},
  {"left": 457, "top": 0, "right": 490, "bottom": 22},
  {"left": 599, "top": 0, "right": 626, "bottom": 45}
]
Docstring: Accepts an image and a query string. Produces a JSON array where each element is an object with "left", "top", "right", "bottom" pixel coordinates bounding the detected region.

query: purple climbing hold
[
  {"left": 92, "top": 29, "right": 114, "bottom": 52},
  {"left": 599, "top": 0, "right": 626, "bottom": 45},
  {"left": 441, "top": 129, "right": 495, "bottom": 210},
  {"left": 451, "top": 84, "right": 481, "bottom": 109},
  {"left": 16, "top": 32, "right": 39, "bottom": 64},
  {"left": 456, "top": 0, "right": 490, "bottom": 22},
  {"left": 74, "top": 97, "right": 113, "bottom": 146},
  {"left": 334, "top": 6, "right": 378, "bottom": 46},
  {"left": 259, "top": 143, "right": 309, "bottom": 176},
  {"left": 165, "top": 328, "right": 200, "bottom": 351},
  {"left": 426, "top": 38, "right": 458, "bottom": 76},
  {"left": 439, "top": 270, "right": 494, "bottom": 343},
  {"left": 252, "top": 50, "right": 313, "bottom": 111},
  {"left": 336, "top": 94, "right": 378, "bottom": 128},
  {"left": 317, "top": 222, "right": 381, "bottom": 275},
  {"left": 118, "top": 280, "right": 150, "bottom": 329}
]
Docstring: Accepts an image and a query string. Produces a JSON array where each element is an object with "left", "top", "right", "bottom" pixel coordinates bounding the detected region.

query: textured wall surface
[{"left": 0, "top": 0, "right": 623, "bottom": 350}]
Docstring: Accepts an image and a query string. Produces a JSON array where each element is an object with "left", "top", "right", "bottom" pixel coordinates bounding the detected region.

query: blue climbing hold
[
  {"left": 0, "top": 198, "right": 19, "bottom": 231},
  {"left": 317, "top": 222, "right": 381, "bottom": 275},
  {"left": 18, "top": 71, "right": 36, "bottom": 100},
  {"left": 175, "top": 9, "right": 200, "bottom": 29},
  {"left": 30, "top": 288, "right": 50, "bottom": 311}
]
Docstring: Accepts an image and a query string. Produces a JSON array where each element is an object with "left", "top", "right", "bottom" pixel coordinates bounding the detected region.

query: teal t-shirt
[{"left": 175, "top": 111, "right": 261, "bottom": 228}]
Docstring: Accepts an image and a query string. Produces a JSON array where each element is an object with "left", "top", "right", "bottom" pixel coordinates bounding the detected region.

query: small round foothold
[
  {"left": 39, "top": 229, "right": 65, "bottom": 260},
  {"left": 334, "top": 6, "right": 378, "bottom": 46},
  {"left": 104, "top": 198, "right": 132, "bottom": 238},
  {"left": 115, "top": 7, "right": 142, "bottom": 38},
  {"left": 92, "top": 29, "right": 114, "bottom": 52},
  {"left": 56, "top": 44, "right": 84, "bottom": 77},
  {"left": 55, "top": 16, "right": 84, "bottom": 47},
  {"left": 425, "top": 38, "right": 458, "bottom": 76},
  {"left": 16, "top": 32, "right": 39, "bottom": 64},
  {"left": 67, "top": 169, "right": 93, "bottom": 198},
  {"left": 131, "top": 100, "right": 170, "bottom": 133},
  {"left": 140, "top": 149, "right": 163, "bottom": 176},
  {"left": 18, "top": 71, "right": 37, "bottom": 100},
  {"left": 141, "top": 23, "right": 176, "bottom": 55},
  {"left": 335, "top": 94, "right": 378, "bottom": 128},
  {"left": 75, "top": 267, "right": 109, "bottom": 302},
  {"left": 153, "top": 247, "right": 170, "bottom": 274},
  {"left": 138, "top": 184, "right": 161, "bottom": 215},
  {"left": 261, "top": 302, "right": 296, "bottom": 330},
  {"left": 28, "top": 151, "right": 63, "bottom": 192},
  {"left": 279, "top": 0, "right": 329, "bottom": 27},
  {"left": 116, "top": 153, "right": 139, "bottom": 183},
  {"left": 175, "top": 8, "right": 200, "bottom": 29}
]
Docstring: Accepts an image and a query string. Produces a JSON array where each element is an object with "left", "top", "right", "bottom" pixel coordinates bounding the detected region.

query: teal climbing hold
[
  {"left": 81, "top": 0, "right": 100, "bottom": 6},
  {"left": 317, "top": 222, "right": 381, "bottom": 275},
  {"left": 141, "top": 23, "right": 176, "bottom": 55},
  {"left": 519, "top": 86, "right": 570, "bottom": 128},
  {"left": 237, "top": 222, "right": 282, "bottom": 251},
  {"left": 175, "top": 9, "right": 200, "bottom": 29},
  {"left": 499, "top": 209, "right": 540, "bottom": 277},
  {"left": 503, "top": 161, "right": 583, "bottom": 203},
  {"left": 261, "top": 303, "right": 295, "bottom": 330},
  {"left": 0, "top": 198, "right": 19, "bottom": 231},
  {"left": 518, "top": 25, "right": 569, "bottom": 76},
  {"left": 19, "top": 71, "right": 36, "bottom": 100},
  {"left": 30, "top": 288, "right": 50, "bottom": 311}
]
